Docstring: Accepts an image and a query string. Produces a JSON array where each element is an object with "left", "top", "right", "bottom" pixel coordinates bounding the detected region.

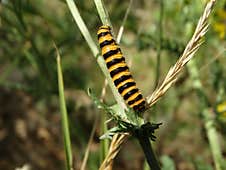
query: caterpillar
[{"left": 97, "top": 25, "right": 146, "bottom": 113}]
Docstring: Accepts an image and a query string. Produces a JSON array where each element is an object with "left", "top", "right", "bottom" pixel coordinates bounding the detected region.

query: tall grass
[{"left": 56, "top": 45, "right": 73, "bottom": 170}]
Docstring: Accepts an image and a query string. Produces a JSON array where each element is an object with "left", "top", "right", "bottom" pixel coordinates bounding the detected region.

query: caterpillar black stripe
[{"left": 97, "top": 25, "right": 146, "bottom": 113}]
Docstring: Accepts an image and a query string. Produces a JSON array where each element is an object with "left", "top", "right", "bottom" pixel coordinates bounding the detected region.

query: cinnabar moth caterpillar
[{"left": 97, "top": 25, "right": 146, "bottom": 113}]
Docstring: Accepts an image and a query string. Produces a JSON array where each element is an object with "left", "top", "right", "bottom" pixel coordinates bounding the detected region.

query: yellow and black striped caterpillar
[{"left": 97, "top": 25, "right": 146, "bottom": 113}]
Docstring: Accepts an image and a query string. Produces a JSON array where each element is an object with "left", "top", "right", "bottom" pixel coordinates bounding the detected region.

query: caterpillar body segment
[{"left": 97, "top": 25, "right": 146, "bottom": 113}]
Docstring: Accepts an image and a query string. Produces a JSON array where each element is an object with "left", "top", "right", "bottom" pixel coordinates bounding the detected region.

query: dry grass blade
[
  {"left": 99, "top": 133, "right": 129, "bottom": 170},
  {"left": 146, "top": 0, "right": 216, "bottom": 107}
]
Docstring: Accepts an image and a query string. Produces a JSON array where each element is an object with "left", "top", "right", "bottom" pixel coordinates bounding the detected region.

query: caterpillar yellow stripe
[{"left": 97, "top": 25, "right": 146, "bottom": 113}]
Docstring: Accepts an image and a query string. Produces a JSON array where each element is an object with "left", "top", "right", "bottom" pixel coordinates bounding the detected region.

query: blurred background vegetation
[{"left": 0, "top": 0, "right": 225, "bottom": 169}]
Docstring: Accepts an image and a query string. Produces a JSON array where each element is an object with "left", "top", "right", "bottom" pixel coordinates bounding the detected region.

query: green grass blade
[
  {"left": 65, "top": 0, "right": 99, "bottom": 57},
  {"left": 100, "top": 112, "right": 109, "bottom": 163},
  {"left": 93, "top": 0, "right": 111, "bottom": 26},
  {"left": 56, "top": 45, "right": 73, "bottom": 170}
]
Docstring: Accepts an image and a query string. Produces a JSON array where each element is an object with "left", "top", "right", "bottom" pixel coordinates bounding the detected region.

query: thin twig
[
  {"left": 154, "top": 0, "right": 164, "bottom": 89},
  {"left": 146, "top": 0, "right": 216, "bottom": 108},
  {"left": 80, "top": 114, "right": 99, "bottom": 170},
  {"left": 116, "top": 0, "right": 133, "bottom": 43}
]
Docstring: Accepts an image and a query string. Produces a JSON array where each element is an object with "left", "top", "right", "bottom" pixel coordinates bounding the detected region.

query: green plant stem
[
  {"left": 100, "top": 112, "right": 109, "bottom": 163},
  {"left": 56, "top": 47, "right": 73, "bottom": 170},
  {"left": 203, "top": 109, "right": 224, "bottom": 170},
  {"left": 154, "top": 0, "right": 164, "bottom": 88},
  {"left": 93, "top": 0, "right": 112, "bottom": 27}
]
